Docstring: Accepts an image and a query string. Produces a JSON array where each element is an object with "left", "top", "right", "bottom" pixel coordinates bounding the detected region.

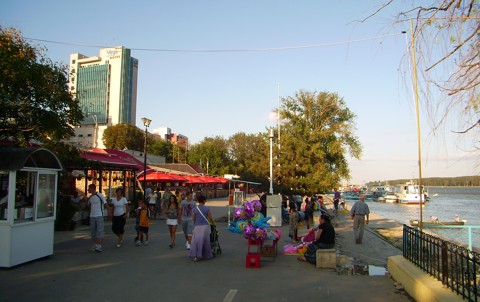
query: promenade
[{"left": 0, "top": 195, "right": 412, "bottom": 302}]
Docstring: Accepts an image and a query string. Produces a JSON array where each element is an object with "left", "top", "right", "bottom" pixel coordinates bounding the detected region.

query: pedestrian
[
  {"left": 165, "top": 194, "right": 181, "bottom": 248},
  {"left": 179, "top": 191, "right": 196, "bottom": 250},
  {"left": 161, "top": 187, "right": 172, "bottom": 220},
  {"left": 111, "top": 188, "right": 129, "bottom": 248},
  {"left": 304, "top": 197, "right": 314, "bottom": 229},
  {"left": 350, "top": 193, "right": 370, "bottom": 244},
  {"left": 87, "top": 184, "right": 110, "bottom": 252},
  {"left": 333, "top": 188, "right": 341, "bottom": 214},
  {"left": 146, "top": 188, "right": 157, "bottom": 220},
  {"left": 297, "top": 214, "right": 335, "bottom": 264},
  {"left": 134, "top": 202, "right": 141, "bottom": 242},
  {"left": 136, "top": 200, "right": 151, "bottom": 246},
  {"left": 189, "top": 195, "right": 215, "bottom": 262},
  {"left": 289, "top": 203, "right": 300, "bottom": 242},
  {"left": 155, "top": 187, "right": 162, "bottom": 219}
]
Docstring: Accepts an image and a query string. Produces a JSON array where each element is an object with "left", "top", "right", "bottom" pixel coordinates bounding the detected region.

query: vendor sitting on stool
[{"left": 297, "top": 214, "right": 335, "bottom": 264}]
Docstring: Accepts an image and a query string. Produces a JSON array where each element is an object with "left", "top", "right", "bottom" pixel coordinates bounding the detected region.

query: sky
[{"left": 2, "top": 0, "right": 478, "bottom": 185}]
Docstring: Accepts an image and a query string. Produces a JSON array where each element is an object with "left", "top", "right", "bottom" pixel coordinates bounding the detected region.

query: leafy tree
[
  {"left": 364, "top": 1, "right": 479, "bottom": 145},
  {"left": 0, "top": 26, "right": 83, "bottom": 146},
  {"left": 276, "top": 90, "right": 362, "bottom": 193},
  {"left": 188, "top": 136, "right": 232, "bottom": 175},
  {"left": 149, "top": 139, "right": 173, "bottom": 163},
  {"left": 227, "top": 132, "right": 270, "bottom": 184},
  {"left": 102, "top": 123, "right": 146, "bottom": 151}
]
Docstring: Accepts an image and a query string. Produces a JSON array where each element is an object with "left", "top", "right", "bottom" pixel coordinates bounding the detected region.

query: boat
[
  {"left": 396, "top": 180, "right": 429, "bottom": 204},
  {"left": 409, "top": 219, "right": 465, "bottom": 227},
  {"left": 383, "top": 192, "right": 398, "bottom": 203}
]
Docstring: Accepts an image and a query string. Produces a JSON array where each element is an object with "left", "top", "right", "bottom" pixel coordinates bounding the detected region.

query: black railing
[{"left": 403, "top": 225, "right": 479, "bottom": 302}]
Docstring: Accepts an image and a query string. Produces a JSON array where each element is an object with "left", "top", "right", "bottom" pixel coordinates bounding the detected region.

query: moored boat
[
  {"left": 396, "top": 181, "right": 429, "bottom": 204},
  {"left": 409, "top": 219, "right": 465, "bottom": 227}
]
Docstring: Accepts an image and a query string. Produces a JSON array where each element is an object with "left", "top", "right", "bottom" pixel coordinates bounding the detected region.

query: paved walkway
[{"left": 0, "top": 195, "right": 412, "bottom": 302}]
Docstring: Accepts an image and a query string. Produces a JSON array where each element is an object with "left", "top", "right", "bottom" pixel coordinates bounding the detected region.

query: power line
[{"left": 24, "top": 32, "right": 404, "bottom": 53}]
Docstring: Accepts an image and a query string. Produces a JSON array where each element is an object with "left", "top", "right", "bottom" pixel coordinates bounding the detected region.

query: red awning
[
  {"left": 138, "top": 171, "right": 188, "bottom": 182},
  {"left": 82, "top": 152, "right": 139, "bottom": 169},
  {"left": 182, "top": 175, "right": 227, "bottom": 184}
]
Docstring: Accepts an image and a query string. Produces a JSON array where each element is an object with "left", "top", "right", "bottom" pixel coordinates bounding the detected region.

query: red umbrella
[
  {"left": 138, "top": 171, "right": 177, "bottom": 182},
  {"left": 183, "top": 175, "right": 205, "bottom": 184}
]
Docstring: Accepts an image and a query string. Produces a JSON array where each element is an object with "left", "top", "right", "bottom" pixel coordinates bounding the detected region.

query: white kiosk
[{"left": 0, "top": 148, "right": 63, "bottom": 268}]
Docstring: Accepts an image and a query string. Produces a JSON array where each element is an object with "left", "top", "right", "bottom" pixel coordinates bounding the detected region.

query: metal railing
[{"left": 403, "top": 225, "right": 479, "bottom": 302}]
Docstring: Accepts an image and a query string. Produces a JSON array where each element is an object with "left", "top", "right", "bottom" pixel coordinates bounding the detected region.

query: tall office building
[{"left": 68, "top": 46, "right": 138, "bottom": 149}]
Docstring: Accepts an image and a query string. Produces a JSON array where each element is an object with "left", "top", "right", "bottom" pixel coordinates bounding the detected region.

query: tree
[
  {"left": 102, "top": 123, "right": 146, "bottom": 151},
  {"left": 0, "top": 26, "right": 83, "bottom": 145},
  {"left": 227, "top": 132, "right": 270, "bottom": 183},
  {"left": 276, "top": 90, "right": 362, "bottom": 193},
  {"left": 149, "top": 139, "right": 173, "bottom": 163},
  {"left": 364, "top": 1, "right": 479, "bottom": 145},
  {"left": 188, "top": 136, "right": 232, "bottom": 175}
]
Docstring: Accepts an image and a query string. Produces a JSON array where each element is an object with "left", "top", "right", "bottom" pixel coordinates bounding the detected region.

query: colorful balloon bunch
[{"left": 227, "top": 200, "right": 271, "bottom": 240}]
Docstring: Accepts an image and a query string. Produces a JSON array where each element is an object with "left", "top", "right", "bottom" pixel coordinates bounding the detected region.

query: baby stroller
[{"left": 210, "top": 224, "right": 222, "bottom": 256}]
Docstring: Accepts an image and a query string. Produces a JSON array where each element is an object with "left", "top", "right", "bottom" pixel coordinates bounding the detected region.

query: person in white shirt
[
  {"left": 111, "top": 188, "right": 129, "bottom": 248},
  {"left": 87, "top": 184, "right": 110, "bottom": 252}
]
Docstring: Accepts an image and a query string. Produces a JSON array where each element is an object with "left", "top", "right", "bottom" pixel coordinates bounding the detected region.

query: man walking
[
  {"left": 87, "top": 183, "right": 110, "bottom": 252},
  {"left": 350, "top": 194, "right": 370, "bottom": 244}
]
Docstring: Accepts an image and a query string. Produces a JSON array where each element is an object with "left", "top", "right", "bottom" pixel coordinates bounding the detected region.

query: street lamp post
[
  {"left": 141, "top": 117, "right": 152, "bottom": 200},
  {"left": 269, "top": 128, "right": 274, "bottom": 194}
]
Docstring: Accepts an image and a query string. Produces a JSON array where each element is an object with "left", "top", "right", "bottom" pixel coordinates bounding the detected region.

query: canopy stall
[{"left": 0, "top": 147, "right": 63, "bottom": 267}]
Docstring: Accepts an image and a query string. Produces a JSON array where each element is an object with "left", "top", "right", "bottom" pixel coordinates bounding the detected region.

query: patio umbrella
[{"left": 138, "top": 171, "right": 177, "bottom": 182}]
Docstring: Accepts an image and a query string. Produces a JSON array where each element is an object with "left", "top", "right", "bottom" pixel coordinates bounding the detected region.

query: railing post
[{"left": 441, "top": 241, "right": 448, "bottom": 285}]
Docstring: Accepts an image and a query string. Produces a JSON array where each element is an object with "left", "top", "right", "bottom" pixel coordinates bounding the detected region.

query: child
[
  {"left": 134, "top": 202, "right": 142, "bottom": 242},
  {"left": 289, "top": 203, "right": 300, "bottom": 242},
  {"left": 136, "top": 201, "right": 151, "bottom": 246}
]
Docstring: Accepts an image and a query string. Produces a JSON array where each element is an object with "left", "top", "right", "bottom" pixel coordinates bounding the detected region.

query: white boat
[
  {"left": 384, "top": 192, "right": 398, "bottom": 203},
  {"left": 396, "top": 181, "right": 429, "bottom": 204}
]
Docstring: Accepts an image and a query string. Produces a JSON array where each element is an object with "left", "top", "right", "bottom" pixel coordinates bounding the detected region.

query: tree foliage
[
  {"left": 149, "top": 139, "right": 174, "bottom": 163},
  {"left": 367, "top": 1, "right": 479, "bottom": 146},
  {"left": 276, "top": 90, "right": 362, "bottom": 193},
  {"left": 0, "top": 26, "right": 83, "bottom": 145},
  {"left": 102, "top": 123, "right": 146, "bottom": 151},
  {"left": 188, "top": 136, "right": 233, "bottom": 176}
]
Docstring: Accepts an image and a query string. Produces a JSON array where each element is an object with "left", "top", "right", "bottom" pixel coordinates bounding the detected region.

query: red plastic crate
[{"left": 246, "top": 253, "right": 260, "bottom": 268}]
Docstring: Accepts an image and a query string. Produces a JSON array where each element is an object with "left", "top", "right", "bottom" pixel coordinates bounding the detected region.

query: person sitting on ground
[{"left": 297, "top": 214, "right": 335, "bottom": 264}]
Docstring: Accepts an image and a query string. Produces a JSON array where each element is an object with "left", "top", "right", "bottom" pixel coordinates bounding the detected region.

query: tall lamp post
[
  {"left": 269, "top": 128, "right": 274, "bottom": 194},
  {"left": 141, "top": 117, "right": 152, "bottom": 200}
]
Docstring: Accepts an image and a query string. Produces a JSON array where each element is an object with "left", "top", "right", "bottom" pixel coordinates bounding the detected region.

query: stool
[
  {"left": 315, "top": 249, "right": 336, "bottom": 269},
  {"left": 246, "top": 253, "right": 260, "bottom": 268}
]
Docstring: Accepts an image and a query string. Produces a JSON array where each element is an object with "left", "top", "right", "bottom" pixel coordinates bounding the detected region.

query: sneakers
[
  {"left": 94, "top": 245, "right": 103, "bottom": 252},
  {"left": 89, "top": 244, "right": 97, "bottom": 251},
  {"left": 135, "top": 240, "right": 142, "bottom": 246},
  {"left": 143, "top": 241, "right": 149, "bottom": 246},
  {"left": 186, "top": 243, "right": 191, "bottom": 250}
]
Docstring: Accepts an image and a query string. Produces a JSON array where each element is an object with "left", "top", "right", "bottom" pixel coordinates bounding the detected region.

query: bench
[{"left": 316, "top": 248, "right": 337, "bottom": 269}]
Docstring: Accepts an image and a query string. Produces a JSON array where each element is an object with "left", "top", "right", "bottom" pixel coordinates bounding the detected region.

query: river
[{"left": 344, "top": 187, "right": 480, "bottom": 250}]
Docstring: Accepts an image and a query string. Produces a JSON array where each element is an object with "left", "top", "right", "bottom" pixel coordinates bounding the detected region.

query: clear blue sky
[{"left": 2, "top": 0, "right": 477, "bottom": 184}]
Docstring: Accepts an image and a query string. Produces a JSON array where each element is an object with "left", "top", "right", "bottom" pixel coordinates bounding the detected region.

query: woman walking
[
  {"left": 189, "top": 195, "right": 215, "bottom": 262},
  {"left": 165, "top": 195, "right": 181, "bottom": 248},
  {"left": 112, "top": 188, "right": 129, "bottom": 248}
]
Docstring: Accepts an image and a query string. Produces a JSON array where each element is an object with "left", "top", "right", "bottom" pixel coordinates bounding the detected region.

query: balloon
[
  {"left": 243, "top": 202, "right": 255, "bottom": 218},
  {"left": 234, "top": 208, "right": 248, "bottom": 220},
  {"left": 243, "top": 224, "right": 256, "bottom": 239},
  {"left": 251, "top": 200, "right": 262, "bottom": 212},
  {"left": 254, "top": 227, "right": 267, "bottom": 240},
  {"left": 237, "top": 220, "right": 249, "bottom": 232},
  {"left": 250, "top": 212, "right": 262, "bottom": 223}
]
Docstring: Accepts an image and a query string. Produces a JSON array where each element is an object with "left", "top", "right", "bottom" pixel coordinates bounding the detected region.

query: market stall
[{"left": 0, "top": 148, "right": 63, "bottom": 267}]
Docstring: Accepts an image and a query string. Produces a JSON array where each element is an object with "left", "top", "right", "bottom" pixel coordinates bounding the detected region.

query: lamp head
[{"left": 141, "top": 117, "right": 152, "bottom": 127}]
